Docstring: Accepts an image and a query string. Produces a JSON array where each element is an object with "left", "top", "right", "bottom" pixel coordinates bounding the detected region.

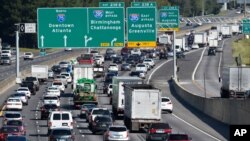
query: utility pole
[
  {"left": 244, "top": 0, "right": 247, "bottom": 17},
  {"left": 202, "top": 0, "right": 205, "bottom": 16}
]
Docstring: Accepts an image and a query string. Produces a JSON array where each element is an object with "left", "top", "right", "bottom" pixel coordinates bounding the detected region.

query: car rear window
[
  {"left": 44, "top": 97, "right": 58, "bottom": 100},
  {"left": 52, "top": 129, "right": 71, "bottom": 135},
  {"left": 7, "top": 120, "right": 22, "bottom": 126},
  {"left": 53, "top": 114, "right": 61, "bottom": 120},
  {"left": 92, "top": 110, "right": 110, "bottom": 115},
  {"left": 169, "top": 134, "right": 188, "bottom": 140},
  {"left": 109, "top": 127, "right": 127, "bottom": 132},
  {"left": 5, "top": 113, "right": 21, "bottom": 118},
  {"left": 18, "top": 89, "right": 28, "bottom": 91},
  {"left": 137, "top": 64, "right": 145, "bottom": 67},
  {"left": 8, "top": 99, "right": 21, "bottom": 102},
  {"left": 95, "top": 117, "right": 112, "bottom": 122},
  {"left": 53, "top": 82, "right": 62, "bottom": 85},
  {"left": 44, "top": 104, "right": 57, "bottom": 109},
  {"left": 62, "top": 114, "right": 70, "bottom": 120},
  {"left": 162, "top": 98, "right": 170, "bottom": 102}
]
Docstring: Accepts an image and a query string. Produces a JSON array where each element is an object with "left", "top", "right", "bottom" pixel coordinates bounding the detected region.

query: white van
[{"left": 48, "top": 111, "right": 73, "bottom": 130}]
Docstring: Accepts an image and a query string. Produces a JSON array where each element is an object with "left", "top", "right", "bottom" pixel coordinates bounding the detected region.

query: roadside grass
[
  {"left": 218, "top": 11, "right": 227, "bottom": 16},
  {"left": 232, "top": 38, "right": 250, "bottom": 65},
  {"left": 19, "top": 48, "right": 60, "bottom": 54}
]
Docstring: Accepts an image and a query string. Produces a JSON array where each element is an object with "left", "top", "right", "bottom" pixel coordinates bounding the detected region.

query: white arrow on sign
[
  {"left": 40, "top": 35, "right": 44, "bottom": 47},
  {"left": 64, "top": 35, "right": 67, "bottom": 47},
  {"left": 111, "top": 38, "right": 117, "bottom": 46}
]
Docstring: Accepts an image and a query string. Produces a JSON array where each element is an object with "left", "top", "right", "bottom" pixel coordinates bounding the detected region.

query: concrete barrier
[{"left": 172, "top": 78, "right": 250, "bottom": 124}]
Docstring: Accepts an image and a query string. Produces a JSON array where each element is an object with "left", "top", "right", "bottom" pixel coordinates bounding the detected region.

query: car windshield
[
  {"left": 6, "top": 120, "right": 22, "bottom": 126},
  {"left": 92, "top": 110, "right": 110, "bottom": 115},
  {"left": 5, "top": 113, "right": 21, "bottom": 118},
  {"left": 1, "top": 127, "right": 20, "bottom": 133},
  {"left": 2, "top": 51, "right": 9, "bottom": 53},
  {"left": 109, "top": 127, "right": 127, "bottom": 132},
  {"left": 61, "top": 73, "right": 70, "bottom": 76},
  {"left": 91, "top": 50, "right": 98, "bottom": 53},
  {"left": 52, "top": 129, "right": 71, "bottom": 135}
]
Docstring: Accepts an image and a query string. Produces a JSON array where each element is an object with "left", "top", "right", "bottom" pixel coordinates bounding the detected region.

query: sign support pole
[
  {"left": 173, "top": 31, "right": 177, "bottom": 79},
  {"left": 16, "top": 30, "right": 20, "bottom": 78}
]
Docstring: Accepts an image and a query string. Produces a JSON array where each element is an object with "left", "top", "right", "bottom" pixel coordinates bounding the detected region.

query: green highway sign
[
  {"left": 37, "top": 8, "right": 124, "bottom": 48},
  {"left": 99, "top": 2, "right": 124, "bottom": 7},
  {"left": 159, "top": 6, "right": 179, "bottom": 31},
  {"left": 242, "top": 18, "right": 250, "bottom": 34},
  {"left": 127, "top": 7, "right": 156, "bottom": 48},
  {"left": 131, "top": 2, "right": 156, "bottom": 7}
]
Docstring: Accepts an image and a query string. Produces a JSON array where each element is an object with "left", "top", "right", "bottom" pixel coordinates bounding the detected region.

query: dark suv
[
  {"left": 146, "top": 123, "right": 172, "bottom": 141},
  {"left": 40, "top": 104, "right": 58, "bottom": 120},
  {"left": 113, "top": 56, "right": 123, "bottom": 64},
  {"left": 24, "top": 77, "right": 39, "bottom": 91},
  {"left": 91, "top": 116, "right": 113, "bottom": 134},
  {"left": 20, "top": 81, "right": 36, "bottom": 95}
]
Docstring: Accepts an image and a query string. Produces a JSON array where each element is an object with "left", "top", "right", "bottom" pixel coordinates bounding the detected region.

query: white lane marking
[
  {"left": 148, "top": 47, "right": 221, "bottom": 140},
  {"left": 147, "top": 49, "right": 201, "bottom": 84},
  {"left": 192, "top": 47, "right": 207, "bottom": 81},
  {"left": 218, "top": 39, "right": 228, "bottom": 78},
  {"left": 172, "top": 114, "right": 221, "bottom": 141}
]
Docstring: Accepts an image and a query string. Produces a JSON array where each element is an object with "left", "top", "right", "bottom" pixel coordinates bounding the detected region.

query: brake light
[
  {"left": 164, "top": 129, "right": 172, "bottom": 133},
  {"left": 48, "top": 122, "right": 52, "bottom": 127},
  {"left": 125, "top": 131, "right": 128, "bottom": 137},
  {"left": 149, "top": 128, "right": 156, "bottom": 133}
]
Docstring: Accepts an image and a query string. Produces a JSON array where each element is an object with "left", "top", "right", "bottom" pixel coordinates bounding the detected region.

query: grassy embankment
[
  {"left": 232, "top": 38, "right": 250, "bottom": 66},
  {"left": 19, "top": 48, "right": 59, "bottom": 54}
]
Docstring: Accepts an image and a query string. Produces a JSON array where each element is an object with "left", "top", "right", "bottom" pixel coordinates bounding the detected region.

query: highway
[
  {"left": 179, "top": 36, "right": 239, "bottom": 98},
  {"left": 0, "top": 49, "right": 79, "bottom": 81},
  {"left": 0, "top": 46, "right": 230, "bottom": 141}
]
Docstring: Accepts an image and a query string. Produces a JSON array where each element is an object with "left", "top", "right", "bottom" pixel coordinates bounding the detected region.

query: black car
[
  {"left": 130, "top": 71, "right": 142, "bottom": 77},
  {"left": 24, "top": 76, "right": 39, "bottom": 90},
  {"left": 121, "top": 63, "right": 131, "bottom": 71},
  {"left": 176, "top": 51, "right": 185, "bottom": 59},
  {"left": 208, "top": 47, "right": 216, "bottom": 56},
  {"left": 146, "top": 123, "right": 172, "bottom": 141},
  {"left": 40, "top": 104, "right": 58, "bottom": 119},
  {"left": 20, "top": 81, "right": 36, "bottom": 95},
  {"left": 91, "top": 116, "right": 113, "bottom": 134},
  {"left": 51, "top": 65, "right": 62, "bottom": 74},
  {"left": 113, "top": 56, "right": 123, "bottom": 64},
  {"left": 126, "top": 58, "right": 136, "bottom": 67},
  {"left": 48, "top": 128, "right": 75, "bottom": 141}
]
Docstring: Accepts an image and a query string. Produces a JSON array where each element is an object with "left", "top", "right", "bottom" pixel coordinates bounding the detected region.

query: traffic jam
[{"left": 0, "top": 47, "right": 191, "bottom": 141}]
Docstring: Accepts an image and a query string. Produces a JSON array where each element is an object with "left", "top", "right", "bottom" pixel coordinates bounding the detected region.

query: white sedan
[
  {"left": 108, "top": 64, "right": 119, "bottom": 72},
  {"left": 143, "top": 58, "right": 155, "bottom": 68},
  {"left": 161, "top": 97, "right": 173, "bottom": 113},
  {"left": 17, "top": 87, "right": 31, "bottom": 98},
  {"left": 51, "top": 81, "right": 65, "bottom": 93},
  {"left": 5, "top": 98, "right": 23, "bottom": 111},
  {"left": 23, "top": 52, "right": 34, "bottom": 60},
  {"left": 60, "top": 72, "right": 72, "bottom": 83},
  {"left": 47, "top": 86, "right": 61, "bottom": 97}
]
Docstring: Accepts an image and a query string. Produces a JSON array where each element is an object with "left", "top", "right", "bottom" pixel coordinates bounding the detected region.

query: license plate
[
  {"left": 102, "top": 124, "right": 106, "bottom": 127},
  {"left": 62, "top": 123, "right": 68, "bottom": 126},
  {"left": 156, "top": 129, "right": 164, "bottom": 133}
]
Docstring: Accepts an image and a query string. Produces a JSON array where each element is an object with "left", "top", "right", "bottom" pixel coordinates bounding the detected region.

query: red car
[
  {"left": 168, "top": 134, "right": 192, "bottom": 141},
  {"left": 5, "top": 120, "right": 26, "bottom": 135},
  {"left": 0, "top": 126, "right": 23, "bottom": 141}
]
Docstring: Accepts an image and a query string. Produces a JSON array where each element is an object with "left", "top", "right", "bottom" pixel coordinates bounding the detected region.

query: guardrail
[{"left": 172, "top": 78, "right": 250, "bottom": 124}]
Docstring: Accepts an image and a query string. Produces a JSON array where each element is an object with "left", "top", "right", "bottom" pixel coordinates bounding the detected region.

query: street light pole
[{"left": 244, "top": 0, "right": 247, "bottom": 17}]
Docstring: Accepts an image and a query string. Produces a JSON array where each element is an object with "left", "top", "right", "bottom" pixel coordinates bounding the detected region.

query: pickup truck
[{"left": 24, "top": 76, "right": 39, "bottom": 91}]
